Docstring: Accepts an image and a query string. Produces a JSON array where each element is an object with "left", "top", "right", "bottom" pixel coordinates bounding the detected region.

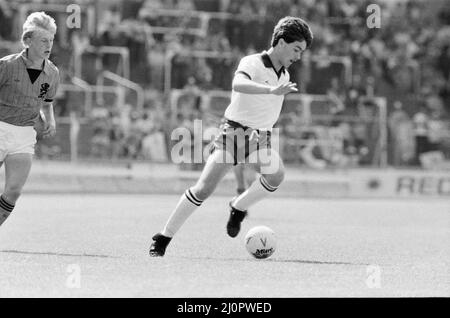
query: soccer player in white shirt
[
  {"left": 0, "top": 12, "right": 59, "bottom": 227},
  {"left": 150, "top": 16, "right": 313, "bottom": 256}
]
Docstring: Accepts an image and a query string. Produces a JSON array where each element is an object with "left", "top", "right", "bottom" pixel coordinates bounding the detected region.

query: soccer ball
[{"left": 245, "top": 226, "right": 276, "bottom": 259}]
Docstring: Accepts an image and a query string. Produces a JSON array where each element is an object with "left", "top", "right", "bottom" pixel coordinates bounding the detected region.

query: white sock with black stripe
[
  {"left": 0, "top": 195, "right": 15, "bottom": 226},
  {"left": 232, "top": 176, "right": 278, "bottom": 212},
  {"left": 161, "top": 188, "right": 203, "bottom": 238}
]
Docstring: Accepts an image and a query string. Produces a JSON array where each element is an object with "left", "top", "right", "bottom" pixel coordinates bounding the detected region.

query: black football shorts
[{"left": 210, "top": 118, "right": 271, "bottom": 165}]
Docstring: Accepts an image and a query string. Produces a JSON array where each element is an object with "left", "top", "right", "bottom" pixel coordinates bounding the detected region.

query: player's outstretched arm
[
  {"left": 269, "top": 82, "right": 298, "bottom": 95},
  {"left": 232, "top": 73, "right": 297, "bottom": 95},
  {"left": 40, "top": 102, "right": 56, "bottom": 138}
]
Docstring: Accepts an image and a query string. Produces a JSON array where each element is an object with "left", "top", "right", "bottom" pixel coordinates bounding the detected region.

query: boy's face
[
  {"left": 27, "top": 29, "right": 55, "bottom": 60},
  {"left": 278, "top": 39, "right": 307, "bottom": 68}
]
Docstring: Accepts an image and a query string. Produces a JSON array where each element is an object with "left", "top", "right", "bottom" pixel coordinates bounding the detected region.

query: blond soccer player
[{"left": 0, "top": 12, "right": 59, "bottom": 227}]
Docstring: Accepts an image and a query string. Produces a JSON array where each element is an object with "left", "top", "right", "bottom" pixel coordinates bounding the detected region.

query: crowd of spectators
[
  {"left": 87, "top": 91, "right": 169, "bottom": 161},
  {"left": 1, "top": 0, "right": 449, "bottom": 167},
  {"left": 97, "top": 0, "right": 449, "bottom": 167}
]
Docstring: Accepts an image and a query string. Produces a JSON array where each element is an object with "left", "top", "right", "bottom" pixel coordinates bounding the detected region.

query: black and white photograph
[{"left": 0, "top": 0, "right": 449, "bottom": 301}]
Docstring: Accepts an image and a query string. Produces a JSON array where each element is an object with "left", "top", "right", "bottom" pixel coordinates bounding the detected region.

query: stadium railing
[
  {"left": 138, "top": 7, "right": 260, "bottom": 37},
  {"left": 76, "top": 45, "right": 130, "bottom": 80},
  {"left": 169, "top": 89, "right": 388, "bottom": 168},
  {"left": 164, "top": 50, "right": 237, "bottom": 94},
  {"left": 56, "top": 76, "right": 126, "bottom": 117},
  {"left": 58, "top": 77, "right": 92, "bottom": 116},
  {"left": 96, "top": 70, "right": 144, "bottom": 112},
  {"left": 11, "top": 1, "right": 95, "bottom": 42},
  {"left": 164, "top": 50, "right": 352, "bottom": 94}
]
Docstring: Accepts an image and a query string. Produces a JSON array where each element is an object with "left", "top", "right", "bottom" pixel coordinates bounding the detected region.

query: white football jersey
[{"left": 224, "top": 52, "right": 290, "bottom": 130}]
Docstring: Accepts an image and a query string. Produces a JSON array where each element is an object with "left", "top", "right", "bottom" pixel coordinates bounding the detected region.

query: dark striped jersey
[{"left": 0, "top": 49, "right": 60, "bottom": 126}]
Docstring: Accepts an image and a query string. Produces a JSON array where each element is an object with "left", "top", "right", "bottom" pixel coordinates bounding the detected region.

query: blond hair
[{"left": 22, "top": 11, "right": 57, "bottom": 46}]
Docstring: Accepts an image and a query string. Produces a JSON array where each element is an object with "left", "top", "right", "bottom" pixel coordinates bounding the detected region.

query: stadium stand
[{"left": 0, "top": 0, "right": 449, "bottom": 169}]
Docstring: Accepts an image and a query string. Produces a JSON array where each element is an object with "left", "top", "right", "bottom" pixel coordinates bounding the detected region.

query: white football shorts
[{"left": 0, "top": 121, "right": 37, "bottom": 161}]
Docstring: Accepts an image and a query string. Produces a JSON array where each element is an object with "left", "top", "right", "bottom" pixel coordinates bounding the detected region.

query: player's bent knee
[
  {"left": 3, "top": 187, "right": 22, "bottom": 202},
  {"left": 191, "top": 183, "right": 216, "bottom": 201},
  {"left": 263, "top": 168, "right": 285, "bottom": 188}
]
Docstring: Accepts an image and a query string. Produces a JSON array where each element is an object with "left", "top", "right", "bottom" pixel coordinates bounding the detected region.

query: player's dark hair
[{"left": 271, "top": 16, "right": 313, "bottom": 49}]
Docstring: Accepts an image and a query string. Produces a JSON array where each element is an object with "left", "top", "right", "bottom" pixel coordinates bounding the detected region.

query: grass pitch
[{"left": 0, "top": 194, "right": 448, "bottom": 297}]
